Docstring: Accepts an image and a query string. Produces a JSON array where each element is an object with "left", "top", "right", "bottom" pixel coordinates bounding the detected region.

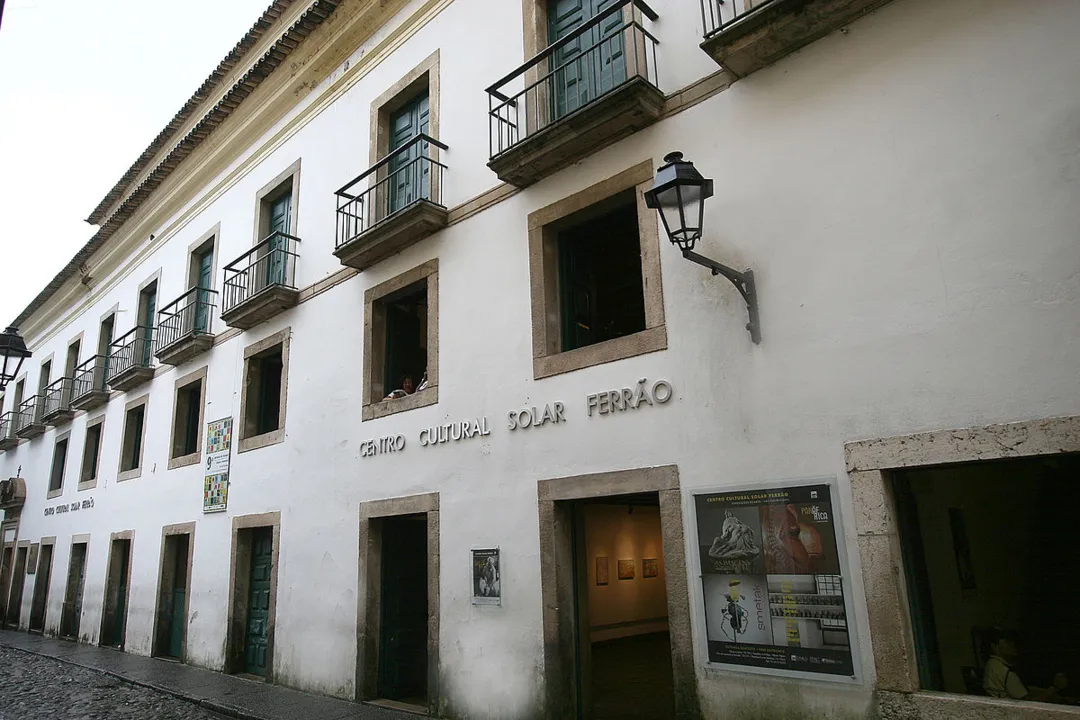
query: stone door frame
[
  {"left": 537, "top": 464, "right": 700, "bottom": 720},
  {"left": 846, "top": 414, "right": 1080, "bottom": 718}
]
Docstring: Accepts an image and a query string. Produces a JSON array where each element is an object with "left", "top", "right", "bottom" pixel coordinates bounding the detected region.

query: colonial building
[{"left": 0, "top": 0, "right": 1077, "bottom": 718}]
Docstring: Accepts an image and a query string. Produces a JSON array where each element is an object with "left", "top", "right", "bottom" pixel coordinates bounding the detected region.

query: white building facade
[{"left": 0, "top": 0, "right": 1078, "bottom": 718}]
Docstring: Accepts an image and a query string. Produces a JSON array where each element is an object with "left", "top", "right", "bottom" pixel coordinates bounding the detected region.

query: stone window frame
[
  {"left": 528, "top": 160, "right": 667, "bottom": 379},
  {"left": 117, "top": 393, "right": 150, "bottom": 482},
  {"left": 99, "top": 530, "right": 134, "bottom": 649},
  {"left": 238, "top": 327, "right": 291, "bottom": 453},
  {"left": 37, "top": 353, "right": 55, "bottom": 396},
  {"left": 253, "top": 160, "right": 302, "bottom": 244},
  {"left": 78, "top": 414, "right": 106, "bottom": 491},
  {"left": 64, "top": 332, "right": 85, "bottom": 377},
  {"left": 187, "top": 223, "right": 221, "bottom": 289},
  {"left": 846, "top": 415, "right": 1080, "bottom": 717},
  {"left": 152, "top": 522, "right": 195, "bottom": 660},
  {"left": 537, "top": 465, "right": 699, "bottom": 719},
  {"left": 168, "top": 366, "right": 208, "bottom": 469},
  {"left": 46, "top": 430, "right": 72, "bottom": 500},
  {"left": 362, "top": 259, "right": 439, "bottom": 421},
  {"left": 225, "top": 512, "right": 281, "bottom": 678},
  {"left": 355, "top": 492, "right": 440, "bottom": 710}
]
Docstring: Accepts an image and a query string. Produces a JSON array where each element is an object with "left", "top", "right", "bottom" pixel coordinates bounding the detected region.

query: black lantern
[
  {"left": 0, "top": 327, "right": 31, "bottom": 391},
  {"left": 644, "top": 152, "right": 714, "bottom": 252},
  {"left": 646, "top": 152, "right": 761, "bottom": 344}
]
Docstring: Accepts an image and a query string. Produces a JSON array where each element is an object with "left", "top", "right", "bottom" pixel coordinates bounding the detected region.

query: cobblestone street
[{"left": 0, "top": 646, "right": 225, "bottom": 720}]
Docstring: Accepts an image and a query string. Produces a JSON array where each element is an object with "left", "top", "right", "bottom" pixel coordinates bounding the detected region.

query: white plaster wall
[{"left": 0, "top": 0, "right": 1078, "bottom": 717}]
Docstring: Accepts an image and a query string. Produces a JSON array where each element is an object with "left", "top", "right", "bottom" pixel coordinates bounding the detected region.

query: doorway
[
  {"left": 377, "top": 514, "right": 429, "bottom": 706},
  {"left": 5, "top": 545, "right": 28, "bottom": 628},
  {"left": 60, "top": 541, "right": 88, "bottom": 639},
  {"left": 538, "top": 466, "right": 699, "bottom": 720},
  {"left": 100, "top": 536, "right": 132, "bottom": 648},
  {"left": 0, "top": 544, "right": 13, "bottom": 623},
  {"left": 29, "top": 542, "right": 54, "bottom": 633},
  {"left": 154, "top": 527, "right": 193, "bottom": 660},
  {"left": 226, "top": 515, "right": 279, "bottom": 679},
  {"left": 547, "top": 0, "right": 626, "bottom": 120}
]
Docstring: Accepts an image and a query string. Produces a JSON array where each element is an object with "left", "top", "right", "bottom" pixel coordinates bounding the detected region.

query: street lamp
[
  {"left": 0, "top": 327, "right": 31, "bottom": 391},
  {"left": 645, "top": 152, "right": 761, "bottom": 344}
]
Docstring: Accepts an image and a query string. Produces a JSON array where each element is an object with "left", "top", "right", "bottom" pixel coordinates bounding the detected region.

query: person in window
[
  {"left": 983, "top": 629, "right": 1068, "bottom": 702},
  {"left": 384, "top": 374, "right": 415, "bottom": 401}
]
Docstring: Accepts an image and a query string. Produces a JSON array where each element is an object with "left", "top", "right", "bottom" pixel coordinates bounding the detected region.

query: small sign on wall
[
  {"left": 203, "top": 417, "right": 233, "bottom": 513},
  {"left": 471, "top": 548, "right": 501, "bottom": 606}
]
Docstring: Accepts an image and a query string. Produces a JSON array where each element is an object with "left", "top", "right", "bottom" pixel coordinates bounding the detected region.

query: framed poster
[
  {"left": 471, "top": 548, "right": 501, "bottom": 605},
  {"left": 596, "top": 556, "right": 609, "bottom": 586},
  {"left": 695, "top": 483, "right": 854, "bottom": 677},
  {"left": 203, "top": 417, "right": 233, "bottom": 513},
  {"left": 618, "top": 559, "right": 635, "bottom": 580},
  {"left": 643, "top": 558, "right": 658, "bottom": 578}
]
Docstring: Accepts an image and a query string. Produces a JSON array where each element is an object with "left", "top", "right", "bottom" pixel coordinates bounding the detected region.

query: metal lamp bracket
[{"left": 682, "top": 249, "right": 761, "bottom": 344}]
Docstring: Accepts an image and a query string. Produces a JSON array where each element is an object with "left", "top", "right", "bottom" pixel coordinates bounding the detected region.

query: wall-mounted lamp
[
  {"left": 644, "top": 152, "right": 761, "bottom": 344},
  {"left": 0, "top": 327, "right": 31, "bottom": 391}
]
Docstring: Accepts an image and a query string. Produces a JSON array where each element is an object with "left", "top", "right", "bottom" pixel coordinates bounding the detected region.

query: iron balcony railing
[
  {"left": 42, "top": 377, "right": 74, "bottom": 419},
  {"left": 0, "top": 412, "right": 16, "bottom": 443},
  {"left": 107, "top": 326, "right": 154, "bottom": 382},
  {"left": 334, "top": 133, "right": 448, "bottom": 249},
  {"left": 222, "top": 231, "right": 301, "bottom": 314},
  {"left": 73, "top": 355, "right": 109, "bottom": 402},
  {"left": 700, "top": 0, "right": 777, "bottom": 38},
  {"left": 157, "top": 286, "right": 217, "bottom": 352},
  {"left": 486, "top": 0, "right": 659, "bottom": 160},
  {"left": 15, "top": 396, "right": 43, "bottom": 433}
]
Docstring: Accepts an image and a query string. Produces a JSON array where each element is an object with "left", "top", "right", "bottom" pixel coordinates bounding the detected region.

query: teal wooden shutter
[
  {"left": 267, "top": 193, "right": 291, "bottom": 286},
  {"left": 548, "top": 0, "right": 625, "bottom": 121},
  {"left": 141, "top": 288, "right": 156, "bottom": 365},
  {"left": 388, "top": 92, "right": 431, "bottom": 215},
  {"left": 195, "top": 248, "right": 213, "bottom": 333}
]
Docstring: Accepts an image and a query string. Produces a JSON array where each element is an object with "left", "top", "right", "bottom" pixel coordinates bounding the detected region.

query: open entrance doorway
[
  {"left": 0, "top": 543, "right": 13, "bottom": 623},
  {"left": 892, "top": 454, "right": 1080, "bottom": 705},
  {"left": 377, "top": 514, "right": 428, "bottom": 707},
  {"left": 575, "top": 493, "right": 675, "bottom": 720},
  {"left": 154, "top": 525, "right": 194, "bottom": 660},
  {"left": 538, "top": 467, "right": 699, "bottom": 720},
  {"left": 100, "top": 536, "right": 132, "bottom": 648},
  {"left": 60, "top": 541, "right": 88, "bottom": 639},
  {"left": 5, "top": 545, "right": 28, "bottom": 628},
  {"left": 29, "top": 541, "right": 54, "bottom": 633}
]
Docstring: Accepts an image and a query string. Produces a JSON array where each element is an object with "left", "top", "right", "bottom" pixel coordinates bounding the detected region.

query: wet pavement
[{"left": 0, "top": 631, "right": 416, "bottom": 720}]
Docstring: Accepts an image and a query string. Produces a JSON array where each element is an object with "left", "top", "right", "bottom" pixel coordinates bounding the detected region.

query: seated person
[{"left": 983, "top": 629, "right": 1068, "bottom": 702}]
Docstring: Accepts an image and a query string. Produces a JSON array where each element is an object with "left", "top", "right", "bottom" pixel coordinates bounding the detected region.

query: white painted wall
[{"left": 2, "top": 0, "right": 1079, "bottom": 717}]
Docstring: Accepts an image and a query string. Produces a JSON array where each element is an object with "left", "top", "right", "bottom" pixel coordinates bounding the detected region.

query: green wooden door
[
  {"left": 141, "top": 288, "right": 156, "bottom": 366},
  {"left": 165, "top": 538, "right": 188, "bottom": 659},
  {"left": 548, "top": 0, "right": 626, "bottom": 121},
  {"left": 266, "top": 194, "right": 291, "bottom": 287},
  {"left": 195, "top": 248, "right": 213, "bottom": 333},
  {"left": 388, "top": 93, "right": 430, "bottom": 216},
  {"left": 244, "top": 528, "right": 274, "bottom": 675}
]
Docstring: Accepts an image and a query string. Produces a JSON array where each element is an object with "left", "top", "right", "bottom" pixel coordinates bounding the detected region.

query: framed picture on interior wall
[
  {"left": 596, "top": 556, "right": 609, "bottom": 586},
  {"left": 948, "top": 508, "right": 977, "bottom": 592},
  {"left": 643, "top": 558, "right": 658, "bottom": 578},
  {"left": 618, "top": 559, "right": 635, "bottom": 580},
  {"left": 471, "top": 547, "right": 501, "bottom": 605}
]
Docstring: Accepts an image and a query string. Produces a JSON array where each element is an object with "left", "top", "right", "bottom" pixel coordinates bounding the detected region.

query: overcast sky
[{"left": 0, "top": 0, "right": 272, "bottom": 326}]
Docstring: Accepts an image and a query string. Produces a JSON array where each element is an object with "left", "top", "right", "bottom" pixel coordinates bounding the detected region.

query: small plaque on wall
[
  {"left": 471, "top": 548, "right": 501, "bottom": 606},
  {"left": 596, "top": 556, "right": 609, "bottom": 586}
]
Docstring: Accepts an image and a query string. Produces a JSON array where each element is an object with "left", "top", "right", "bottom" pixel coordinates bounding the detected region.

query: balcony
[
  {"left": 334, "top": 134, "right": 449, "bottom": 271},
  {"left": 0, "top": 412, "right": 18, "bottom": 451},
  {"left": 699, "top": 0, "right": 892, "bottom": 78},
  {"left": 221, "top": 232, "right": 300, "bottom": 330},
  {"left": 107, "top": 327, "right": 155, "bottom": 392},
  {"left": 0, "top": 477, "right": 26, "bottom": 510},
  {"left": 71, "top": 355, "right": 110, "bottom": 411},
  {"left": 42, "top": 377, "right": 75, "bottom": 425},
  {"left": 486, "top": 0, "right": 663, "bottom": 187},
  {"left": 156, "top": 287, "right": 217, "bottom": 366},
  {"left": 15, "top": 396, "right": 45, "bottom": 439}
]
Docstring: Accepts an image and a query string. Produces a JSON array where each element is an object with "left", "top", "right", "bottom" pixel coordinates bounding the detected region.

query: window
[
  {"left": 169, "top": 368, "right": 206, "bottom": 468},
  {"left": 65, "top": 339, "right": 81, "bottom": 378},
  {"left": 48, "top": 437, "right": 69, "bottom": 497},
  {"left": 528, "top": 160, "right": 667, "bottom": 379},
  {"left": 38, "top": 359, "right": 52, "bottom": 395},
  {"left": 188, "top": 230, "right": 217, "bottom": 335},
  {"left": 137, "top": 281, "right": 158, "bottom": 366},
  {"left": 118, "top": 395, "right": 149, "bottom": 480},
  {"left": 239, "top": 329, "right": 290, "bottom": 453},
  {"left": 12, "top": 379, "right": 24, "bottom": 410},
  {"left": 80, "top": 418, "right": 104, "bottom": 490},
  {"left": 362, "top": 260, "right": 439, "bottom": 421}
]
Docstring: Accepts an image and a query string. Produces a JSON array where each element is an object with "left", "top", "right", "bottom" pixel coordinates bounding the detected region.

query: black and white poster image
[{"left": 472, "top": 548, "right": 501, "bottom": 605}]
